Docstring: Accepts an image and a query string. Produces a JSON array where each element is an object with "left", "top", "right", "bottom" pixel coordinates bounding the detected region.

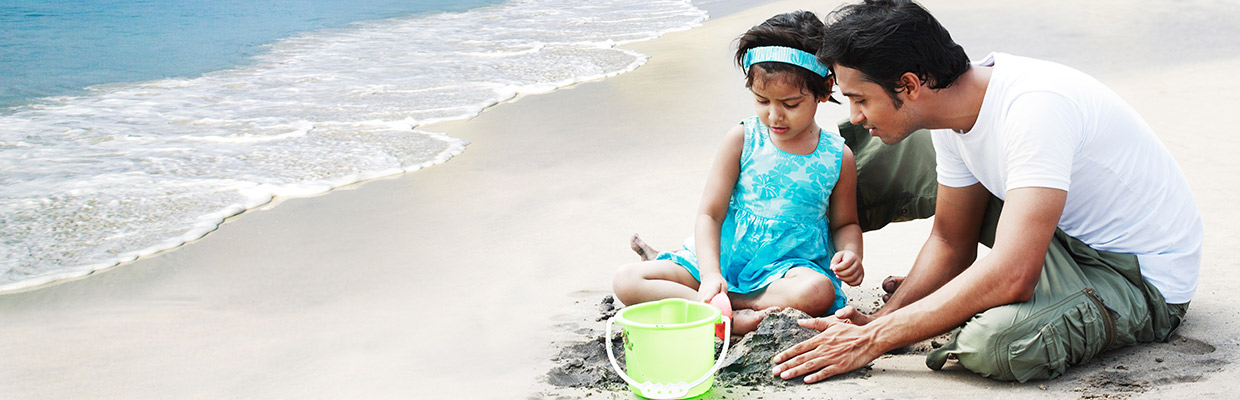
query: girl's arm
[
  {"left": 693, "top": 124, "right": 745, "bottom": 302},
  {"left": 828, "top": 145, "right": 864, "bottom": 286}
]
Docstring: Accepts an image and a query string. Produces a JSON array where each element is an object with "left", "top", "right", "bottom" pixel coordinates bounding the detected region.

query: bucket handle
[{"left": 605, "top": 314, "right": 731, "bottom": 400}]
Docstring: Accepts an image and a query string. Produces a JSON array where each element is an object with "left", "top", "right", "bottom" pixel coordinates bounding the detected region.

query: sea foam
[{"left": 0, "top": 0, "right": 706, "bottom": 292}]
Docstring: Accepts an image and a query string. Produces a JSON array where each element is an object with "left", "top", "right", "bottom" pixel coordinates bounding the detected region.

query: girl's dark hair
[
  {"left": 734, "top": 11, "right": 838, "bottom": 103},
  {"left": 818, "top": 0, "right": 969, "bottom": 108}
]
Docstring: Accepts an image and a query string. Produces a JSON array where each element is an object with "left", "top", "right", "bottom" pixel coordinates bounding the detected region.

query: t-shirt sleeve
[
  {"left": 1002, "top": 91, "right": 1082, "bottom": 191},
  {"left": 932, "top": 129, "right": 978, "bottom": 188}
]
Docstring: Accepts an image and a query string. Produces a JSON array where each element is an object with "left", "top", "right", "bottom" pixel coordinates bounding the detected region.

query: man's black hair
[{"left": 818, "top": 0, "right": 969, "bottom": 107}]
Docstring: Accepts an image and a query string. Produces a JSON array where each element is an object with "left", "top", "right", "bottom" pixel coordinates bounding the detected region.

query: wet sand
[{"left": 2, "top": 0, "right": 1238, "bottom": 398}]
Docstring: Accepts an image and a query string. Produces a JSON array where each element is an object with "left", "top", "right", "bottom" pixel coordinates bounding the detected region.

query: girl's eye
[{"left": 785, "top": 103, "right": 800, "bottom": 109}]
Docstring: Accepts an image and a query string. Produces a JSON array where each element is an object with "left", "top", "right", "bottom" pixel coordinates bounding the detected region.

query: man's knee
[
  {"left": 932, "top": 305, "right": 1028, "bottom": 381},
  {"left": 937, "top": 291, "right": 1116, "bottom": 382}
]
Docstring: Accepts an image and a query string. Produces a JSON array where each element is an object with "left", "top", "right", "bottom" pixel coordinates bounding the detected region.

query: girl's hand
[
  {"left": 697, "top": 274, "right": 730, "bottom": 303},
  {"left": 830, "top": 250, "right": 864, "bottom": 287}
]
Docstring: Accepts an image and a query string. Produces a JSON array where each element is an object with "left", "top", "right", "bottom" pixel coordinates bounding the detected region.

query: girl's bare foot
[
  {"left": 630, "top": 234, "right": 660, "bottom": 261},
  {"left": 730, "top": 307, "right": 779, "bottom": 335},
  {"left": 881, "top": 275, "right": 905, "bottom": 303}
]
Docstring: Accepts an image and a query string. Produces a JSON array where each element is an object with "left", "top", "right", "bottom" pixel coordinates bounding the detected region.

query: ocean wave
[{"left": 0, "top": 0, "right": 707, "bottom": 292}]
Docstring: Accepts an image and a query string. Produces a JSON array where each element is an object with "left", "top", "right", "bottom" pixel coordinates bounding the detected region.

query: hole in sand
[{"left": 1168, "top": 334, "right": 1216, "bottom": 355}]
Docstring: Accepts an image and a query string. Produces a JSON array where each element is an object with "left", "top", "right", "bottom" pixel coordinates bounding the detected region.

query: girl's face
[{"left": 750, "top": 72, "right": 823, "bottom": 147}]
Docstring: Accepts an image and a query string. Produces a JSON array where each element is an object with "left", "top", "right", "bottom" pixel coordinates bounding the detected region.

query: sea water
[{"left": 0, "top": 0, "right": 708, "bottom": 292}]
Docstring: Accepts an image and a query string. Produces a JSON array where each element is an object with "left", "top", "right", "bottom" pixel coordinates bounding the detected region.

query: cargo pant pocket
[{"left": 998, "top": 289, "right": 1116, "bottom": 382}]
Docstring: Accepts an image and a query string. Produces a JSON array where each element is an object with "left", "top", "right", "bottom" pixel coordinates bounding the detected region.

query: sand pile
[{"left": 546, "top": 299, "right": 856, "bottom": 390}]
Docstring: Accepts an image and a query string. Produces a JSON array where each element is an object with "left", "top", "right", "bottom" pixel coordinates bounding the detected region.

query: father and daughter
[
  {"left": 611, "top": 10, "right": 861, "bottom": 335},
  {"left": 610, "top": 0, "right": 1201, "bottom": 385}
]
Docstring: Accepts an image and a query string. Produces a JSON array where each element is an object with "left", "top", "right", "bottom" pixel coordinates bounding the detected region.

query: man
[{"left": 771, "top": 0, "right": 1203, "bottom": 383}]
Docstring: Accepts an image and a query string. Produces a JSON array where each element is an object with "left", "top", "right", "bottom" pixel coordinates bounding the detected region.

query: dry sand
[{"left": 2, "top": 0, "right": 1238, "bottom": 399}]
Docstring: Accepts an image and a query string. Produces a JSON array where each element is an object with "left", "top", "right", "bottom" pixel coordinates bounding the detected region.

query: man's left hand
[{"left": 771, "top": 317, "right": 882, "bottom": 383}]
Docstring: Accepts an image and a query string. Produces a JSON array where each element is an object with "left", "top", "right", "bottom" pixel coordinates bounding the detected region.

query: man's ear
[
  {"left": 820, "top": 76, "right": 837, "bottom": 103},
  {"left": 899, "top": 72, "right": 923, "bottom": 100}
]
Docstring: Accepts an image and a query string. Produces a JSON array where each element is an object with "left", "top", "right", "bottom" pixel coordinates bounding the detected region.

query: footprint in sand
[{"left": 1167, "top": 334, "right": 1217, "bottom": 355}]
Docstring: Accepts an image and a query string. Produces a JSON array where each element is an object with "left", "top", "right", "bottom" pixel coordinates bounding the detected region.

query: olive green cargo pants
[{"left": 838, "top": 121, "right": 1188, "bottom": 382}]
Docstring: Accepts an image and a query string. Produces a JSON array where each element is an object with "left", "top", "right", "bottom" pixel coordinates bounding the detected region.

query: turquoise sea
[
  {"left": 0, "top": 0, "right": 714, "bottom": 291},
  {"left": 0, "top": 0, "right": 505, "bottom": 108}
]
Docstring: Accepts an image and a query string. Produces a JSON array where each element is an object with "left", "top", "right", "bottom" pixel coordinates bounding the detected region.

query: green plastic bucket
[{"left": 606, "top": 298, "right": 731, "bottom": 399}]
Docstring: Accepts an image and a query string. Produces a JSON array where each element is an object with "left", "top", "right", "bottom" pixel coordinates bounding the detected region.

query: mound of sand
[{"left": 547, "top": 300, "right": 870, "bottom": 390}]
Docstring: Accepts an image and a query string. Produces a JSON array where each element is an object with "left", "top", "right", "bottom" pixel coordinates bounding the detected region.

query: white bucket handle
[{"left": 605, "top": 314, "right": 731, "bottom": 400}]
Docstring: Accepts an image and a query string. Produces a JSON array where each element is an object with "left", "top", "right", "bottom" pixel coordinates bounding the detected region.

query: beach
[{"left": 2, "top": 0, "right": 1238, "bottom": 398}]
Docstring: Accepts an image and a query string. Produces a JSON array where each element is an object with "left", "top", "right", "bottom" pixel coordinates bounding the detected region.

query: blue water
[
  {"left": 0, "top": 0, "right": 501, "bottom": 108},
  {"left": 0, "top": 0, "right": 707, "bottom": 291}
]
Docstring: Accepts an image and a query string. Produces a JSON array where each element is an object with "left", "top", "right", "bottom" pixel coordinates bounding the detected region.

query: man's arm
[
  {"left": 872, "top": 183, "right": 989, "bottom": 317},
  {"left": 830, "top": 182, "right": 987, "bottom": 325},
  {"left": 772, "top": 186, "right": 1067, "bottom": 383}
]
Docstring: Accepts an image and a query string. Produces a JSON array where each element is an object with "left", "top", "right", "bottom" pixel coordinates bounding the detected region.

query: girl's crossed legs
[{"left": 613, "top": 236, "right": 840, "bottom": 334}]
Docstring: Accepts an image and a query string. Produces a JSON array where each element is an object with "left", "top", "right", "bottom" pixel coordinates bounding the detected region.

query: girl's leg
[
  {"left": 612, "top": 260, "right": 700, "bottom": 306},
  {"left": 732, "top": 266, "right": 838, "bottom": 317},
  {"left": 614, "top": 259, "right": 779, "bottom": 335},
  {"left": 726, "top": 307, "right": 781, "bottom": 335},
  {"left": 629, "top": 234, "right": 660, "bottom": 262}
]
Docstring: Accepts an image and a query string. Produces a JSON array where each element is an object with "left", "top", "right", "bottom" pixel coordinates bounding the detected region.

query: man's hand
[
  {"left": 771, "top": 317, "right": 883, "bottom": 383},
  {"left": 830, "top": 250, "right": 864, "bottom": 286}
]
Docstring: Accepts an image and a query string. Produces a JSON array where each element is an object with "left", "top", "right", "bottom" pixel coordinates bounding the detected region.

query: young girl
[{"left": 612, "top": 11, "right": 864, "bottom": 334}]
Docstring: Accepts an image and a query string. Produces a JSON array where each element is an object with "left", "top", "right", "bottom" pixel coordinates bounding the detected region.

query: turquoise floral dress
[{"left": 657, "top": 116, "right": 848, "bottom": 313}]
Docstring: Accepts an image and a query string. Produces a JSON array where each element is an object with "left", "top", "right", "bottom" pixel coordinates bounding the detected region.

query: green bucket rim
[{"left": 616, "top": 298, "right": 721, "bottom": 330}]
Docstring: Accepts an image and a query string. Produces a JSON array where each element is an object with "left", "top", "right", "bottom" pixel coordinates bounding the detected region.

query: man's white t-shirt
[{"left": 932, "top": 53, "right": 1203, "bottom": 303}]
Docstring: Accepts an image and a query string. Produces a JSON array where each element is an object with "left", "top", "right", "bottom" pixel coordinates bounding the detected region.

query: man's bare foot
[
  {"left": 881, "top": 275, "right": 905, "bottom": 303},
  {"left": 630, "top": 234, "right": 660, "bottom": 261},
  {"left": 731, "top": 307, "right": 780, "bottom": 335},
  {"left": 833, "top": 306, "right": 875, "bottom": 326}
]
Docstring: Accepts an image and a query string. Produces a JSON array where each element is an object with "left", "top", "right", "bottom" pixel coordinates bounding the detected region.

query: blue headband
[{"left": 742, "top": 46, "right": 831, "bottom": 77}]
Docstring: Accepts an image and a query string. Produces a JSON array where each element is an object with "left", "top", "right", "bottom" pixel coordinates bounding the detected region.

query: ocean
[{"left": 0, "top": 0, "right": 713, "bottom": 292}]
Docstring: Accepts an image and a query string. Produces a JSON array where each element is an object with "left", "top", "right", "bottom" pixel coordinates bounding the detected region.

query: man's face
[{"left": 835, "top": 65, "right": 917, "bottom": 145}]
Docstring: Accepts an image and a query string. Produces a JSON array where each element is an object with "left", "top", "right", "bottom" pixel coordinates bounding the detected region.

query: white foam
[
  {"left": 187, "top": 122, "right": 315, "bottom": 144},
  {"left": 0, "top": 0, "right": 707, "bottom": 292}
]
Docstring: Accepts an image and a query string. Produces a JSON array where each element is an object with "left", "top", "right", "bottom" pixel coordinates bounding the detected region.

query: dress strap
[
  {"left": 739, "top": 116, "right": 763, "bottom": 164},
  {"left": 817, "top": 127, "right": 846, "bottom": 167}
]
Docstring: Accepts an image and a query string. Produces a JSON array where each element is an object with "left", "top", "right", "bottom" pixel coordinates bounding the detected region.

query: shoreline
[
  {"left": 0, "top": 0, "right": 708, "bottom": 296},
  {"left": 2, "top": 0, "right": 1238, "bottom": 398},
  {"left": 0, "top": 0, "right": 770, "bottom": 298}
]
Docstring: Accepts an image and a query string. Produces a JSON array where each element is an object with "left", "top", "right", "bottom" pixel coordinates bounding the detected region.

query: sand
[{"left": 2, "top": 0, "right": 1239, "bottom": 399}]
